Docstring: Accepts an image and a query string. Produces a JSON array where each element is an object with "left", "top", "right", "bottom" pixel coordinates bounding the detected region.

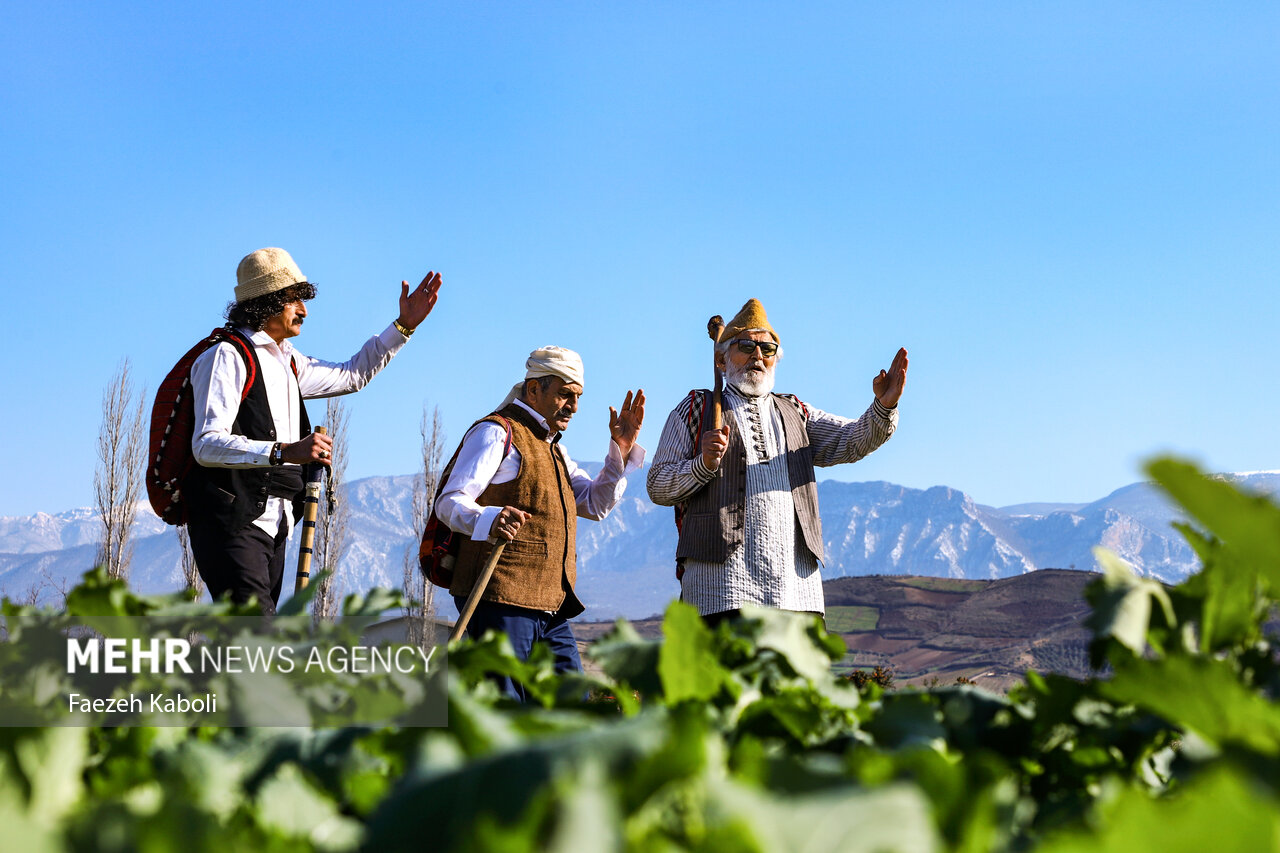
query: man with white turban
[
  {"left": 648, "top": 299, "right": 908, "bottom": 626},
  {"left": 435, "top": 346, "right": 645, "bottom": 700}
]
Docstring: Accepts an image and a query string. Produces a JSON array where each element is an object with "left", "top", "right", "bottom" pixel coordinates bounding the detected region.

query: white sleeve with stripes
[
  {"left": 805, "top": 398, "right": 898, "bottom": 468},
  {"left": 646, "top": 395, "right": 717, "bottom": 507}
]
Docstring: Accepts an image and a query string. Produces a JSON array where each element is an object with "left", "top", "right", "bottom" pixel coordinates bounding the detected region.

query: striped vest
[{"left": 675, "top": 392, "right": 823, "bottom": 564}]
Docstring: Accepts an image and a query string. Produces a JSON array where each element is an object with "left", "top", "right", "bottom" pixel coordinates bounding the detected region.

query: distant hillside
[
  {"left": 823, "top": 569, "right": 1095, "bottom": 690},
  {"left": 576, "top": 570, "right": 1099, "bottom": 692}
]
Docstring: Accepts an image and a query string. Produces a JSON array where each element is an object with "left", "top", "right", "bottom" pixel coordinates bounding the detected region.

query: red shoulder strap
[
  {"left": 494, "top": 415, "right": 513, "bottom": 457},
  {"left": 210, "top": 328, "right": 257, "bottom": 402},
  {"left": 428, "top": 414, "right": 516, "bottom": 512},
  {"left": 778, "top": 393, "right": 809, "bottom": 419}
]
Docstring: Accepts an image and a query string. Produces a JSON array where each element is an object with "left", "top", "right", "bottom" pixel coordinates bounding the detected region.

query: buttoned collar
[
  {"left": 512, "top": 398, "right": 559, "bottom": 443},
  {"left": 241, "top": 326, "right": 294, "bottom": 358},
  {"left": 726, "top": 384, "right": 771, "bottom": 404}
]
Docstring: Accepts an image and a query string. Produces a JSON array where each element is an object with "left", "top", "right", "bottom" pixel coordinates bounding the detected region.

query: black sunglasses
[{"left": 731, "top": 339, "right": 779, "bottom": 357}]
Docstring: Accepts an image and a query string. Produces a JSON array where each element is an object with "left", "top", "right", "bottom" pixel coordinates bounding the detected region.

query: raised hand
[
  {"left": 397, "top": 271, "right": 443, "bottom": 331},
  {"left": 608, "top": 389, "right": 645, "bottom": 457},
  {"left": 872, "top": 347, "right": 909, "bottom": 408},
  {"left": 700, "top": 425, "right": 731, "bottom": 472}
]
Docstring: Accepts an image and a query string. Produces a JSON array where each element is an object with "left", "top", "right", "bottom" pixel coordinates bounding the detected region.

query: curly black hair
[{"left": 224, "top": 281, "right": 318, "bottom": 331}]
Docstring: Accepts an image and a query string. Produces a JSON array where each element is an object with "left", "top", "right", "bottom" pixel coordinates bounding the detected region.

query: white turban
[{"left": 497, "top": 346, "right": 585, "bottom": 411}]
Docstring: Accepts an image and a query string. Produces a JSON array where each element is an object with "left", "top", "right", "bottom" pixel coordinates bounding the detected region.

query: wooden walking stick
[
  {"left": 294, "top": 425, "right": 328, "bottom": 593},
  {"left": 449, "top": 539, "right": 508, "bottom": 642},
  {"left": 707, "top": 315, "right": 725, "bottom": 429}
]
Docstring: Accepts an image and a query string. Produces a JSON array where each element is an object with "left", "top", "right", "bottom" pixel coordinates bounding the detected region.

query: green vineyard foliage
[{"left": 0, "top": 457, "right": 1278, "bottom": 851}]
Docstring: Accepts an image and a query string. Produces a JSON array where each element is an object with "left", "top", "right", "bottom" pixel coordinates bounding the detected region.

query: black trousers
[{"left": 187, "top": 514, "right": 288, "bottom": 621}]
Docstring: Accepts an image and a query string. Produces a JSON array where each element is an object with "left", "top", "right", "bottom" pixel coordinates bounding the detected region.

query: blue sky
[{"left": 1, "top": 2, "right": 1277, "bottom": 517}]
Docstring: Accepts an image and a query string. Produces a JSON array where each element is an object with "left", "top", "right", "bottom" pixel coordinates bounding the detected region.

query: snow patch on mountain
[{"left": 3, "top": 470, "right": 1276, "bottom": 619}]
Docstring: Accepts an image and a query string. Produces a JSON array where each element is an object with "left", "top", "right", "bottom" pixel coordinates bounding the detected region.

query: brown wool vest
[
  {"left": 675, "top": 392, "right": 824, "bottom": 564},
  {"left": 449, "top": 404, "right": 583, "bottom": 616}
]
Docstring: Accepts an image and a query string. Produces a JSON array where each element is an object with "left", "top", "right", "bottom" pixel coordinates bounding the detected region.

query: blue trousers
[{"left": 454, "top": 597, "right": 582, "bottom": 703}]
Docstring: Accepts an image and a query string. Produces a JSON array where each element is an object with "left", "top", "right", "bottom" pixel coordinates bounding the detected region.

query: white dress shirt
[
  {"left": 435, "top": 398, "right": 646, "bottom": 541},
  {"left": 189, "top": 323, "right": 409, "bottom": 536}
]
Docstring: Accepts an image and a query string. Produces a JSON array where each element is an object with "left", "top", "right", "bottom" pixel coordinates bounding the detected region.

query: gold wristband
[{"left": 393, "top": 318, "right": 414, "bottom": 337}]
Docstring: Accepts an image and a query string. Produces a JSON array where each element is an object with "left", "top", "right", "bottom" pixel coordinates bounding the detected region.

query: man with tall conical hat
[
  {"left": 435, "top": 346, "right": 646, "bottom": 701},
  {"left": 647, "top": 299, "right": 908, "bottom": 624}
]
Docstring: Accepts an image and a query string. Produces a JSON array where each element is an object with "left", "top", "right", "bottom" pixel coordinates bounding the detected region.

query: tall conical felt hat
[{"left": 718, "top": 298, "right": 779, "bottom": 344}]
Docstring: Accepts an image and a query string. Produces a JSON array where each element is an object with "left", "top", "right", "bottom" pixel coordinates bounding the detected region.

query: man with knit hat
[
  {"left": 648, "top": 299, "right": 908, "bottom": 625},
  {"left": 186, "top": 247, "right": 442, "bottom": 619},
  {"left": 435, "top": 346, "right": 646, "bottom": 700}
]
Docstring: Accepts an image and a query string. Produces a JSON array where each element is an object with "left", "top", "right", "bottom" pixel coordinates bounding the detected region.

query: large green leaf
[
  {"left": 542, "top": 759, "right": 622, "bottom": 853},
  {"left": 1148, "top": 458, "right": 1280, "bottom": 591},
  {"left": 588, "top": 620, "right": 663, "bottom": 697},
  {"left": 658, "top": 601, "right": 729, "bottom": 703},
  {"left": 1084, "top": 548, "right": 1175, "bottom": 657},
  {"left": 14, "top": 727, "right": 88, "bottom": 823},
  {"left": 1101, "top": 655, "right": 1280, "bottom": 755},
  {"left": 1176, "top": 540, "right": 1265, "bottom": 653},
  {"left": 254, "top": 763, "right": 363, "bottom": 850},
  {"left": 709, "top": 778, "right": 940, "bottom": 853},
  {"left": 364, "top": 712, "right": 670, "bottom": 850},
  {"left": 0, "top": 766, "right": 62, "bottom": 853},
  {"left": 1036, "top": 765, "right": 1280, "bottom": 853},
  {"left": 742, "top": 606, "right": 844, "bottom": 683}
]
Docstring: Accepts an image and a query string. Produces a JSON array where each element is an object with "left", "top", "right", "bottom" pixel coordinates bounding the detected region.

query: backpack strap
[
  {"left": 419, "top": 413, "right": 516, "bottom": 585},
  {"left": 776, "top": 393, "right": 809, "bottom": 420},
  {"left": 683, "top": 389, "right": 713, "bottom": 453},
  {"left": 209, "top": 327, "right": 258, "bottom": 401},
  {"left": 430, "top": 414, "right": 515, "bottom": 505},
  {"left": 495, "top": 415, "right": 513, "bottom": 457},
  {"left": 673, "top": 390, "right": 714, "bottom": 576}
]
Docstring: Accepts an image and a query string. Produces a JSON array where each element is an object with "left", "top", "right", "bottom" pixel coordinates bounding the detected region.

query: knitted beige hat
[
  {"left": 718, "top": 298, "right": 779, "bottom": 344},
  {"left": 235, "top": 248, "right": 307, "bottom": 303}
]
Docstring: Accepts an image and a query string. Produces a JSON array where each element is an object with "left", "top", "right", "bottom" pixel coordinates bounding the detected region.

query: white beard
[{"left": 725, "top": 361, "right": 776, "bottom": 397}]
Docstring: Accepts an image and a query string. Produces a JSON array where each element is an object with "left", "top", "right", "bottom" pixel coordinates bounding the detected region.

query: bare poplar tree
[
  {"left": 40, "top": 566, "right": 70, "bottom": 606},
  {"left": 312, "top": 398, "right": 351, "bottom": 625},
  {"left": 94, "top": 359, "right": 146, "bottom": 581},
  {"left": 403, "top": 404, "right": 445, "bottom": 649},
  {"left": 177, "top": 524, "right": 204, "bottom": 598}
]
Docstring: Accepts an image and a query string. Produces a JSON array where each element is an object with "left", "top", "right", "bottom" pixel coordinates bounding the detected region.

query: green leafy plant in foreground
[{"left": 1, "top": 457, "right": 1279, "bottom": 851}]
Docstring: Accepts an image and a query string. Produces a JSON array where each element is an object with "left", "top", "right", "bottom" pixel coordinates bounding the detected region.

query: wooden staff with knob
[
  {"left": 449, "top": 539, "right": 508, "bottom": 642},
  {"left": 707, "top": 315, "right": 724, "bottom": 429},
  {"left": 294, "top": 425, "right": 327, "bottom": 593}
]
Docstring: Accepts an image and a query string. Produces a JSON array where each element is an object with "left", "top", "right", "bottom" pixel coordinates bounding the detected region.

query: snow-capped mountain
[{"left": 2, "top": 470, "right": 1276, "bottom": 621}]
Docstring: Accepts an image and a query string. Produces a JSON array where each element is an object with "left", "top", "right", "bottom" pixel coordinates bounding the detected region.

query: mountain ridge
[{"left": 2, "top": 469, "right": 1276, "bottom": 621}]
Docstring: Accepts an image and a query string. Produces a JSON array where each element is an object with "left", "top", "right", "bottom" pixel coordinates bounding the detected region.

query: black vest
[{"left": 184, "top": 330, "right": 311, "bottom": 534}]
